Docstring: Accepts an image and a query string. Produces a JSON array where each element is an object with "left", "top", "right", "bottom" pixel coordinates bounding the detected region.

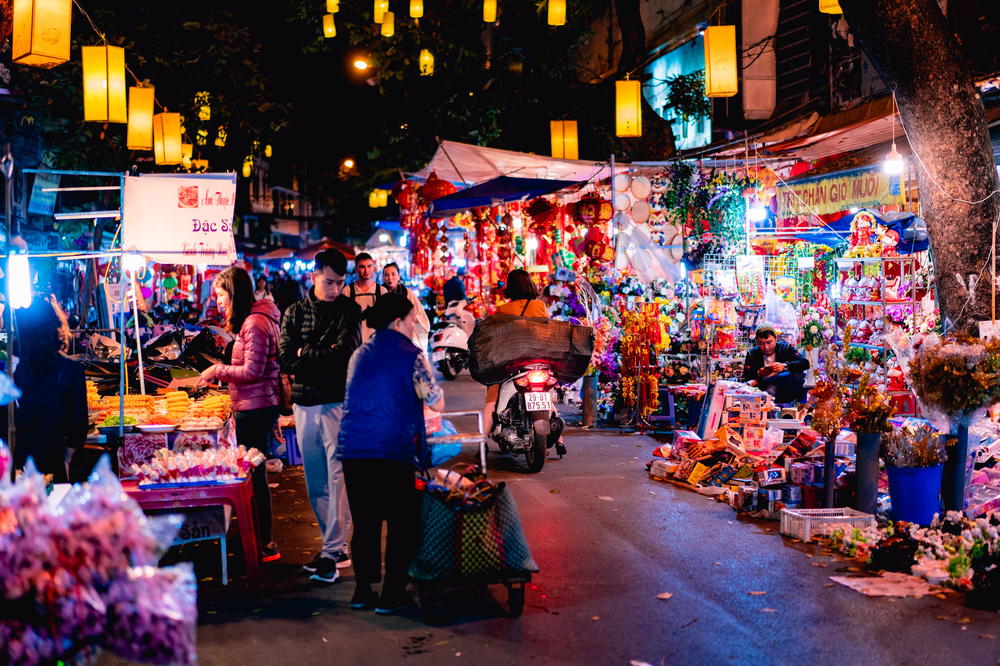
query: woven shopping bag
[{"left": 409, "top": 484, "right": 539, "bottom": 582}]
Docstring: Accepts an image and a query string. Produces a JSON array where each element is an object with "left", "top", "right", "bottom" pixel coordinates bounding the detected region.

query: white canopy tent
[{"left": 409, "top": 139, "right": 627, "bottom": 185}]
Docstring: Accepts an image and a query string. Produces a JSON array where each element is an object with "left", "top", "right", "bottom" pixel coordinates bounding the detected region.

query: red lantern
[
  {"left": 525, "top": 197, "right": 558, "bottom": 234},
  {"left": 572, "top": 194, "right": 613, "bottom": 227},
  {"left": 419, "top": 172, "right": 457, "bottom": 203},
  {"left": 395, "top": 181, "right": 420, "bottom": 210}
]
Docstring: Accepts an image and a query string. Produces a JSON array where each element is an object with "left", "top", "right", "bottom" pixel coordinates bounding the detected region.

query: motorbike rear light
[
  {"left": 526, "top": 370, "right": 550, "bottom": 384},
  {"left": 515, "top": 377, "right": 530, "bottom": 388}
]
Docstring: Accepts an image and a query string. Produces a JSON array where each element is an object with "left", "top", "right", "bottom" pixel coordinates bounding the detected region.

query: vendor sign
[
  {"left": 777, "top": 169, "right": 903, "bottom": 218},
  {"left": 122, "top": 173, "right": 237, "bottom": 265}
]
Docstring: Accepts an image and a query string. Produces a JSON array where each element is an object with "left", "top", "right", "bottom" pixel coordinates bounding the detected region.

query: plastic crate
[
  {"left": 779, "top": 507, "right": 875, "bottom": 542},
  {"left": 284, "top": 427, "right": 302, "bottom": 466}
]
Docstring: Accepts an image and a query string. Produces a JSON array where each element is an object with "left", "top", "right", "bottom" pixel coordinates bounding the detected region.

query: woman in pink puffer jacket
[{"left": 200, "top": 266, "right": 283, "bottom": 561}]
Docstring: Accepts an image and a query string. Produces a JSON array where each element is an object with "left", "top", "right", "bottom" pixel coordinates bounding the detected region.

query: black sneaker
[
  {"left": 374, "top": 590, "right": 415, "bottom": 615},
  {"left": 309, "top": 557, "right": 340, "bottom": 584},
  {"left": 302, "top": 552, "right": 324, "bottom": 573},
  {"left": 349, "top": 585, "right": 378, "bottom": 611},
  {"left": 334, "top": 551, "right": 352, "bottom": 569},
  {"left": 262, "top": 542, "right": 281, "bottom": 563}
]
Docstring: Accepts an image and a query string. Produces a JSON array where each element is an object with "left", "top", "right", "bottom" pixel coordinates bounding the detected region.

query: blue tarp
[
  {"left": 429, "top": 176, "right": 581, "bottom": 217},
  {"left": 787, "top": 209, "right": 929, "bottom": 254}
]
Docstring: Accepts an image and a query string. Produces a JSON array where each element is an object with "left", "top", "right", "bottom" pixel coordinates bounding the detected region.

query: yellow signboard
[{"left": 777, "top": 169, "right": 903, "bottom": 218}]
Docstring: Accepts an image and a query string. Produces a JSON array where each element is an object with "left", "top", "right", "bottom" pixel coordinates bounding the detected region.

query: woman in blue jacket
[{"left": 337, "top": 293, "right": 444, "bottom": 613}]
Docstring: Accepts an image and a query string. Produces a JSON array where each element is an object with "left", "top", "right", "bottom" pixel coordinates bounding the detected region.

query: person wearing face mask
[
  {"left": 337, "top": 293, "right": 445, "bottom": 614},
  {"left": 382, "top": 262, "right": 430, "bottom": 354},
  {"left": 278, "top": 249, "right": 363, "bottom": 583},
  {"left": 199, "top": 266, "right": 283, "bottom": 562}
]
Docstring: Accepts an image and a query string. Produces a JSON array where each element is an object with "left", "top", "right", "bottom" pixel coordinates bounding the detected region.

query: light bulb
[
  {"left": 746, "top": 205, "right": 767, "bottom": 222},
  {"left": 883, "top": 143, "right": 904, "bottom": 175},
  {"left": 379, "top": 233, "right": 390, "bottom": 243}
]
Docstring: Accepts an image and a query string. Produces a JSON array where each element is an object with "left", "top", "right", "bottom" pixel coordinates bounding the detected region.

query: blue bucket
[{"left": 887, "top": 465, "right": 943, "bottom": 525}]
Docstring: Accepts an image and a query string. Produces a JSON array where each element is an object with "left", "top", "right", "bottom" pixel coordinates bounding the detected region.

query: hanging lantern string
[{"left": 71, "top": 0, "right": 210, "bottom": 158}]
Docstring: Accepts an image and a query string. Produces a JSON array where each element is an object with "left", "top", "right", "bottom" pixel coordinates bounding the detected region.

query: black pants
[
  {"left": 342, "top": 458, "right": 420, "bottom": 592},
  {"left": 235, "top": 406, "right": 279, "bottom": 546}
]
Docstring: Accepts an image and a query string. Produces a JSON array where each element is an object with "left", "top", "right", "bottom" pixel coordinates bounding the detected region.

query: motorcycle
[
  {"left": 430, "top": 298, "right": 476, "bottom": 379},
  {"left": 489, "top": 363, "right": 566, "bottom": 473}
]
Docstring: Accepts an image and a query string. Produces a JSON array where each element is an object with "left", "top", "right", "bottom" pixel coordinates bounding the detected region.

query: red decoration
[
  {"left": 572, "top": 195, "right": 613, "bottom": 228},
  {"left": 419, "top": 172, "right": 457, "bottom": 203}
]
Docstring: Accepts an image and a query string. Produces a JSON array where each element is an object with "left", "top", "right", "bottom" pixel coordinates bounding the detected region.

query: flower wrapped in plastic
[{"left": 908, "top": 338, "right": 1000, "bottom": 429}]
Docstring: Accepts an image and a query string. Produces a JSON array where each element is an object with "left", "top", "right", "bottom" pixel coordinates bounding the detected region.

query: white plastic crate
[{"left": 779, "top": 507, "right": 876, "bottom": 542}]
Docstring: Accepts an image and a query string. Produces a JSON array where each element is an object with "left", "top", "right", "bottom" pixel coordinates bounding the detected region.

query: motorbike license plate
[
  {"left": 432, "top": 349, "right": 446, "bottom": 362},
  {"left": 524, "top": 391, "right": 552, "bottom": 411}
]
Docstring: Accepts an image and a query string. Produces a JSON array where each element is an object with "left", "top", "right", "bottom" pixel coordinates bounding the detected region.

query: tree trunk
[
  {"left": 841, "top": 0, "right": 1000, "bottom": 334},
  {"left": 614, "top": 0, "right": 646, "bottom": 76}
]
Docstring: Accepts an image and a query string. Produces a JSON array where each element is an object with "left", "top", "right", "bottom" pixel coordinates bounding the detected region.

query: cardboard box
[
  {"left": 687, "top": 462, "right": 711, "bottom": 486},
  {"left": 756, "top": 467, "right": 786, "bottom": 487},
  {"left": 649, "top": 460, "right": 671, "bottom": 481}
]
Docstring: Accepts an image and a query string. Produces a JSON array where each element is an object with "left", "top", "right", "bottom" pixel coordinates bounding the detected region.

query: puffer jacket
[
  {"left": 214, "top": 299, "right": 282, "bottom": 412},
  {"left": 278, "top": 289, "right": 362, "bottom": 406}
]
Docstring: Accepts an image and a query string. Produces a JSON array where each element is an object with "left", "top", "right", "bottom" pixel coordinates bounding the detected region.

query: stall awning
[
  {"left": 410, "top": 140, "right": 621, "bottom": 185},
  {"left": 429, "top": 176, "right": 582, "bottom": 217}
]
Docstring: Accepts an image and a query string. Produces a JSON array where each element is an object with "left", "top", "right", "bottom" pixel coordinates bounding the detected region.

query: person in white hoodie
[{"left": 382, "top": 262, "right": 429, "bottom": 354}]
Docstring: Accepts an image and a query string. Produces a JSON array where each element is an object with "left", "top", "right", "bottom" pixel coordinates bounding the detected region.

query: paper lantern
[
  {"left": 420, "top": 172, "right": 457, "bottom": 202},
  {"left": 152, "top": 112, "right": 183, "bottom": 165},
  {"left": 483, "top": 0, "right": 496, "bottom": 22},
  {"left": 381, "top": 11, "right": 395, "bottom": 36},
  {"left": 326, "top": 0, "right": 340, "bottom": 11},
  {"left": 377, "top": 189, "right": 389, "bottom": 207},
  {"left": 126, "top": 85, "right": 155, "bottom": 151},
  {"left": 242, "top": 157, "right": 253, "bottom": 178},
  {"left": 12, "top": 0, "right": 72, "bottom": 68},
  {"left": 547, "top": 0, "right": 565, "bottom": 26},
  {"left": 704, "top": 25, "right": 738, "bottom": 98},
  {"left": 419, "top": 49, "right": 434, "bottom": 76},
  {"left": 82, "top": 45, "right": 127, "bottom": 123},
  {"left": 550, "top": 120, "right": 578, "bottom": 160},
  {"left": 323, "top": 13, "right": 336, "bottom": 38},
  {"left": 818, "top": 0, "right": 842, "bottom": 13},
  {"left": 410, "top": 0, "right": 423, "bottom": 18},
  {"left": 264, "top": 144, "right": 273, "bottom": 158},
  {"left": 615, "top": 79, "right": 642, "bottom": 137},
  {"left": 194, "top": 91, "right": 210, "bottom": 121},
  {"left": 374, "top": 0, "right": 387, "bottom": 23}
]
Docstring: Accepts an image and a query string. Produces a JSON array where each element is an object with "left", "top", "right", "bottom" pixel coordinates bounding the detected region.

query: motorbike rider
[{"left": 481, "top": 269, "right": 550, "bottom": 435}]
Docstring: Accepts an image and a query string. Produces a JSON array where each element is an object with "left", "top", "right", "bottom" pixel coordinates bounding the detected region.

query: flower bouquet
[
  {"left": 846, "top": 373, "right": 895, "bottom": 433},
  {"left": 908, "top": 338, "right": 1000, "bottom": 428}
]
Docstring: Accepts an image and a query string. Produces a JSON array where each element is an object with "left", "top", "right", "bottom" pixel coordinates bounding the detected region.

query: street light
[
  {"left": 353, "top": 58, "right": 370, "bottom": 71},
  {"left": 343, "top": 158, "right": 355, "bottom": 169}
]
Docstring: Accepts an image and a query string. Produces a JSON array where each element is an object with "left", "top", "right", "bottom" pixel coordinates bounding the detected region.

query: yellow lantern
[
  {"left": 126, "top": 85, "right": 155, "bottom": 151},
  {"left": 12, "top": 0, "right": 72, "bottom": 68},
  {"left": 82, "top": 45, "right": 127, "bottom": 123},
  {"left": 377, "top": 189, "right": 389, "bottom": 207},
  {"left": 215, "top": 126, "right": 227, "bottom": 147},
  {"left": 550, "top": 120, "right": 579, "bottom": 160},
  {"left": 195, "top": 91, "right": 211, "bottom": 121},
  {"left": 483, "top": 0, "right": 496, "bottom": 22},
  {"left": 381, "top": 11, "right": 395, "bottom": 36},
  {"left": 410, "top": 0, "right": 423, "bottom": 18},
  {"left": 152, "top": 112, "right": 183, "bottom": 165},
  {"left": 181, "top": 143, "right": 193, "bottom": 169},
  {"left": 326, "top": 0, "right": 340, "bottom": 11},
  {"left": 242, "top": 157, "right": 253, "bottom": 178},
  {"left": 419, "top": 49, "right": 434, "bottom": 76},
  {"left": 323, "top": 13, "right": 336, "bottom": 38},
  {"left": 615, "top": 79, "right": 642, "bottom": 137},
  {"left": 368, "top": 190, "right": 380, "bottom": 208},
  {"left": 547, "top": 0, "right": 565, "bottom": 26},
  {"left": 818, "top": 0, "right": 842, "bottom": 13},
  {"left": 264, "top": 144, "right": 273, "bottom": 158},
  {"left": 704, "top": 25, "right": 738, "bottom": 97},
  {"left": 374, "top": 0, "right": 387, "bottom": 23}
]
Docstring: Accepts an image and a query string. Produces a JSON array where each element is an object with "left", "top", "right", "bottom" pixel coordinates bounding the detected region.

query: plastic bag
[{"left": 763, "top": 286, "right": 799, "bottom": 338}]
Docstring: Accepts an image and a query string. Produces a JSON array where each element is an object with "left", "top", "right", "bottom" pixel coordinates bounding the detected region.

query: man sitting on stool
[{"left": 741, "top": 326, "right": 810, "bottom": 404}]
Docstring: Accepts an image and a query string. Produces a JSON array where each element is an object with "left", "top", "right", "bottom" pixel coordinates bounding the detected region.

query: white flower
[{"left": 809, "top": 325, "right": 819, "bottom": 334}]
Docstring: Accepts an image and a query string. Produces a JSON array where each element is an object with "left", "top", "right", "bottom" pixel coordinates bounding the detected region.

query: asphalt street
[{"left": 106, "top": 374, "right": 1000, "bottom": 666}]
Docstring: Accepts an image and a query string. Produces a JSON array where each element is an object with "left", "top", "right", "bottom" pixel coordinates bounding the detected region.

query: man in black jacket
[
  {"left": 741, "top": 326, "right": 810, "bottom": 404},
  {"left": 279, "top": 249, "right": 362, "bottom": 583}
]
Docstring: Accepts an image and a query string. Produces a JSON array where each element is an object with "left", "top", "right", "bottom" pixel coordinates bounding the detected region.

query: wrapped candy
[{"left": 136, "top": 446, "right": 265, "bottom": 487}]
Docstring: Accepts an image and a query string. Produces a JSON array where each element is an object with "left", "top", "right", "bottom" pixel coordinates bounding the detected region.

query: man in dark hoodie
[{"left": 279, "top": 249, "right": 362, "bottom": 583}]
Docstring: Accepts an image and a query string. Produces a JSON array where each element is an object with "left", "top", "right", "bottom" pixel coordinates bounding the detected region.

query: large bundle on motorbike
[{"left": 468, "top": 315, "right": 594, "bottom": 386}]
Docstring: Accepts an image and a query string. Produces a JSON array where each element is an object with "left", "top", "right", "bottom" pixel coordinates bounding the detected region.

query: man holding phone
[{"left": 741, "top": 326, "right": 810, "bottom": 404}]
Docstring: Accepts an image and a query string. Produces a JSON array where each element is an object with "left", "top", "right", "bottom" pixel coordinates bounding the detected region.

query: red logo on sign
[{"left": 177, "top": 186, "right": 199, "bottom": 208}]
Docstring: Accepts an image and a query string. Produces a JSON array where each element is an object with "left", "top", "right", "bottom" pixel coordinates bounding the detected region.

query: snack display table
[{"left": 122, "top": 475, "right": 262, "bottom": 588}]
